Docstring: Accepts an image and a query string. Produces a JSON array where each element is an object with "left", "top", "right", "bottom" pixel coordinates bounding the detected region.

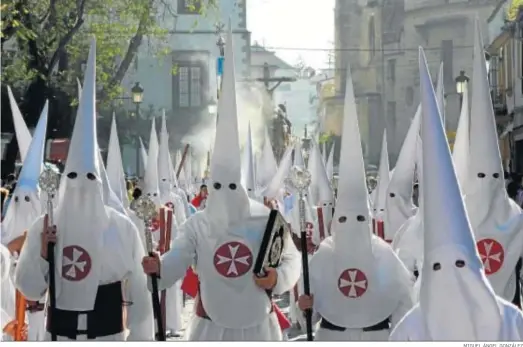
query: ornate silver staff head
[
  {"left": 288, "top": 165, "right": 312, "bottom": 193},
  {"left": 38, "top": 167, "right": 60, "bottom": 195},
  {"left": 134, "top": 195, "right": 158, "bottom": 223},
  {"left": 134, "top": 195, "right": 158, "bottom": 253}
]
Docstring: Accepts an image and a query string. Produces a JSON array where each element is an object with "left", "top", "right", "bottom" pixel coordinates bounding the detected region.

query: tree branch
[
  {"left": 1, "top": 1, "right": 27, "bottom": 49},
  {"left": 42, "top": 0, "right": 58, "bottom": 32},
  {"left": 99, "top": 0, "right": 155, "bottom": 101},
  {"left": 47, "top": 0, "right": 88, "bottom": 76}
]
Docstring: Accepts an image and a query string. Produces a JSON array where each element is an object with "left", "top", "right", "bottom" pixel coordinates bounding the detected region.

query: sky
[{"left": 247, "top": 0, "right": 336, "bottom": 70}]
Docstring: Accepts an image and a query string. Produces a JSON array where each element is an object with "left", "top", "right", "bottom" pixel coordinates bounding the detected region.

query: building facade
[
  {"left": 121, "top": 0, "right": 251, "bottom": 147},
  {"left": 487, "top": 0, "right": 523, "bottom": 171},
  {"left": 332, "top": 0, "right": 498, "bottom": 167},
  {"left": 332, "top": 0, "right": 392, "bottom": 165},
  {"left": 393, "top": 0, "right": 497, "bottom": 155}
]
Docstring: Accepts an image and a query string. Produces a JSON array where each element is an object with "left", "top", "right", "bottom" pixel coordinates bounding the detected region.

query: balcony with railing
[{"left": 488, "top": 54, "right": 509, "bottom": 115}]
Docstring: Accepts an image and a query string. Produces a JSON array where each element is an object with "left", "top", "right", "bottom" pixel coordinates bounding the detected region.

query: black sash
[
  {"left": 46, "top": 281, "right": 124, "bottom": 339},
  {"left": 320, "top": 316, "right": 390, "bottom": 332}
]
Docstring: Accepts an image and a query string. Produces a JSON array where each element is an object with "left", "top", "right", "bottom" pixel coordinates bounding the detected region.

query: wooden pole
[{"left": 176, "top": 144, "right": 190, "bottom": 180}]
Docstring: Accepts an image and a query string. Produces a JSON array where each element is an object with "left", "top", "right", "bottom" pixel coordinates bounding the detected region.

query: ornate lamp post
[
  {"left": 131, "top": 82, "right": 144, "bottom": 177},
  {"left": 455, "top": 70, "right": 470, "bottom": 109}
]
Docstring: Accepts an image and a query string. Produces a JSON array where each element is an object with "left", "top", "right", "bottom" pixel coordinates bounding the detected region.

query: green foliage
[
  {"left": 318, "top": 132, "right": 333, "bottom": 144},
  {"left": 1, "top": 0, "right": 217, "bottom": 106}
]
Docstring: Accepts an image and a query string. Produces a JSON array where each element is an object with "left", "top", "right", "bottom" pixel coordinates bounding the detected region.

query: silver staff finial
[
  {"left": 288, "top": 165, "right": 312, "bottom": 193},
  {"left": 38, "top": 167, "right": 60, "bottom": 194},
  {"left": 134, "top": 195, "right": 158, "bottom": 222}
]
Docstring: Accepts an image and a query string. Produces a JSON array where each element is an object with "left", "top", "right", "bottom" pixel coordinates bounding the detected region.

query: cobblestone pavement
[{"left": 167, "top": 293, "right": 308, "bottom": 341}]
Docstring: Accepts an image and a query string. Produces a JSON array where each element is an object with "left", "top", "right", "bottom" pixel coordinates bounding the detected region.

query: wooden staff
[
  {"left": 176, "top": 144, "right": 190, "bottom": 180},
  {"left": 159, "top": 207, "right": 173, "bottom": 332},
  {"left": 14, "top": 290, "right": 26, "bottom": 341},
  {"left": 136, "top": 197, "right": 165, "bottom": 341},
  {"left": 288, "top": 166, "right": 313, "bottom": 341},
  {"left": 38, "top": 168, "right": 59, "bottom": 341}
]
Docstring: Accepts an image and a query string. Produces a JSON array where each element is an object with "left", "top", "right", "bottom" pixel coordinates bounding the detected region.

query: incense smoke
[{"left": 181, "top": 81, "right": 271, "bottom": 177}]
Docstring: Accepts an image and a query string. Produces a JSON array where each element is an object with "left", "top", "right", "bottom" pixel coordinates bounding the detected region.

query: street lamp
[
  {"left": 131, "top": 82, "right": 144, "bottom": 105},
  {"left": 131, "top": 82, "right": 144, "bottom": 178},
  {"left": 455, "top": 70, "right": 470, "bottom": 109},
  {"left": 217, "top": 35, "right": 225, "bottom": 57}
]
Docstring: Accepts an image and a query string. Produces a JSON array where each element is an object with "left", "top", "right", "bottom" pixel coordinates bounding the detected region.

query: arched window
[{"left": 368, "top": 16, "right": 376, "bottom": 60}]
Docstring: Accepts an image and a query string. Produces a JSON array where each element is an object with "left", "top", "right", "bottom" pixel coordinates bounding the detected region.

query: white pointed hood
[
  {"left": 106, "top": 114, "right": 129, "bottom": 208},
  {"left": 325, "top": 143, "right": 334, "bottom": 182},
  {"left": 98, "top": 150, "right": 126, "bottom": 215},
  {"left": 206, "top": 24, "right": 250, "bottom": 228},
  {"left": 293, "top": 140, "right": 305, "bottom": 167},
  {"left": 255, "top": 126, "right": 278, "bottom": 193},
  {"left": 1, "top": 101, "right": 48, "bottom": 245},
  {"left": 7, "top": 86, "right": 32, "bottom": 162},
  {"left": 308, "top": 138, "right": 333, "bottom": 206},
  {"left": 320, "top": 66, "right": 403, "bottom": 328},
  {"left": 139, "top": 136, "right": 148, "bottom": 173},
  {"left": 331, "top": 66, "right": 372, "bottom": 260},
  {"left": 322, "top": 142, "right": 327, "bottom": 164},
  {"left": 54, "top": 38, "right": 108, "bottom": 311},
  {"left": 384, "top": 105, "right": 420, "bottom": 240},
  {"left": 158, "top": 110, "right": 173, "bottom": 196},
  {"left": 372, "top": 131, "right": 390, "bottom": 219},
  {"left": 241, "top": 122, "right": 256, "bottom": 198},
  {"left": 435, "top": 61, "right": 446, "bottom": 128},
  {"left": 143, "top": 118, "right": 160, "bottom": 203},
  {"left": 59, "top": 39, "right": 103, "bottom": 191},
  {"left": 263, "top": 145, "right": 293, "bottom": 200},
  {"left": 418, "top": 47, "right": 501, "bottom": 341},
  {"left": 77, "top": 78, "right": 82, "bottom": 97},
  {"left": 465, "top": 18, "right": 509, "bottom": 225},
  {"left": 452, "top": 81, "right": 470, "bottom": 193},
  {"left": 168, "top": 151, "right": 180, "bottom": 189}
]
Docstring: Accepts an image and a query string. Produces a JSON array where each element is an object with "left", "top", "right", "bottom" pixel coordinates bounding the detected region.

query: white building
[{"left": 121, "top": 0, "right": 251, "bottom": 144}]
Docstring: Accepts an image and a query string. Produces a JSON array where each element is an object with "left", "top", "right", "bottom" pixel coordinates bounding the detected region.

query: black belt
[
  {"left": 46, "top": 281, "right": 124, "bottom": 339},
  {"left": 320, "top": 317, "right": 390, "bottom": 332},
  {"left": 197, "top": 303, "right": 275, "bottom": 321},
  {"left": 27, "top": 303, "right": 46, "bottom": 313}
]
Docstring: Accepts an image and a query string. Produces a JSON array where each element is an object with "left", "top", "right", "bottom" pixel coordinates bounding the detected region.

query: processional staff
[
  {"left": 38, "top": 167, "right": 60, "bottom": 341},
  {"left": 288, "top": 165, "right": 313, "bottom": 341},
  {"left": 134, "top": 195, "right": 166, "bottom": 341}
]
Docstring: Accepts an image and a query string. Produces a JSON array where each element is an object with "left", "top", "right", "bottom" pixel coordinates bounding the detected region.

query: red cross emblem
[
  {"left": 214, "top": 241, "right": 253, "bottom": 278},
  {"left": 476, "top": 238, "right": 504, "bottom": 275},
  {"left": 62, "top": 245, "right": 92, "bottom": 281},
  {"left": 338, "top": 268, "right": 368, "bottom": 298},
  {"left": 165, "top": 202, "right": 174, "bottom": 210},
  {"left": 150, "top": 217, "right": 160, "bottom": 232}
]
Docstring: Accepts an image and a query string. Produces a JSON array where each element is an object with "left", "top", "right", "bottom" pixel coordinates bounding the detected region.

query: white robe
[
  {"left": 14, "top": 207, "right": 155, "bottom": 341},
  {"left": 174, "top": 187, "right": 191, "bottom": 219},
  {"left": 27, "top": 298, "right": 46, "bottom": 341},
  {"left": 129, "top": 205, "right": 184, "bottom": 333},
  {"left": 391, "top": 214, "right": 422, "bottom": 275},
  {"left": 389, "top": 298, "right": 523, "bottom": 341},
  {"left": 149, "top": 206, "right": 301, "bottom": 341},
  {"left": 301, "top": 237, "right": 414, "bottom": 341},
  {"left": 1, "top": 259, "right": 16, "bottom": 341}
]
